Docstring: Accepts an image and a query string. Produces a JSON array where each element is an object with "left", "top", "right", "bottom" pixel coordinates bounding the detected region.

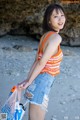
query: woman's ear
[{"left": 49, "top": 21, "right": 51, "bottom": 24}]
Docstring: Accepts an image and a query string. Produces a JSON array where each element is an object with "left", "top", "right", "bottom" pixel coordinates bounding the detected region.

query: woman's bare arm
[
  {"left": 23, "top": 34, "right": 62, "bottom": 88},
  {"left": 25, "top": 44, "right": 40, "bottom": 80}
]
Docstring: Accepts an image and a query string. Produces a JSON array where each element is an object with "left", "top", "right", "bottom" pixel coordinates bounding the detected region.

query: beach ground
[{"left": 0, "top": 35, "right": 80, "bottom": 120}]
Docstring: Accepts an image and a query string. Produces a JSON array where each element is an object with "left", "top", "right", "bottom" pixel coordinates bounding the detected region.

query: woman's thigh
[{"left": 28, "top": 103, "right": 46, "bottom": 120}]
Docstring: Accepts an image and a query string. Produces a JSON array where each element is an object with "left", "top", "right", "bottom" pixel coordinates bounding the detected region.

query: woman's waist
[{"left": 40, "top": 70, "right": 60, "bottom": 76}]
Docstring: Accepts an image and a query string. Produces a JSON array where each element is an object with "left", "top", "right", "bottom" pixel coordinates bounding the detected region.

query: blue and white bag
[{"left": 1, "top": 86, "right": 28, "bottom": 120}]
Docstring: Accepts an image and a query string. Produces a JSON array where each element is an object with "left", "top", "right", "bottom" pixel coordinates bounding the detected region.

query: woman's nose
[
  {"left": 58, "top": 16, "right": 63, "bottom": 21},
  {"left": 58, "top": 17, "right": 62, "bottom": 21}
]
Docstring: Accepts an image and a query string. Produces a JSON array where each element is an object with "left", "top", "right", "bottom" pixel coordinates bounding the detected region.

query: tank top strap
[{"left": 39, "top": 31, "right": 56, "bottom": 53}]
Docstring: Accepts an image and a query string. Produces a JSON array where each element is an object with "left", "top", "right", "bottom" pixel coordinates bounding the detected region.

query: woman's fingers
[
  {"left": 17, "top": 79, "right": 30, "bottom": 90},
  {"left": 23, "top": 81, "right": 30, "bottom": 89},
  {"left": 18, "top": 80, "right": 25, "bottom": 86},
  {"left": 17, "top": 80, "right": 26, "bottom": 87},
  {"left": 17, "top": 83, "right": 24, "bottom": 90},
  {"left": 17, "top": 83, "right": 27, "bottom": 90}
]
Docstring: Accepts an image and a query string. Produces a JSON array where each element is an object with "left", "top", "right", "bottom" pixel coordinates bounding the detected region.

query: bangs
[{"left": 55, "top": 8, "right": 64, "bottom": 14}]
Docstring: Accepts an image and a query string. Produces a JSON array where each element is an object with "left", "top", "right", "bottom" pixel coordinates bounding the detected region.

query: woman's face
[{"left": 49, "top": 9, "right": 66, "bottom": 32}]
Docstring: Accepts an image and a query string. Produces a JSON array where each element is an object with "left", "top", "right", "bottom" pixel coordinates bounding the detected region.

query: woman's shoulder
[
  {"left": 40, "top": 31, "right": 62, "bottom": 46},
  {"left": 48, "top": 31, "right": 62, "bottom": 44},
  {"left": 43, "top": 31, "right": 62, "bottom": 39}
]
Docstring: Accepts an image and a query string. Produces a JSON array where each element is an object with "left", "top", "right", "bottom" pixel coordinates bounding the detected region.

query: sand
[{"left": 0, "top": 35, "right": 80, "bottom": 120}]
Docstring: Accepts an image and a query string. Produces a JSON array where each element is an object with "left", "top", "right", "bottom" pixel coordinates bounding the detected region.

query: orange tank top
[{"left": 38, "top": 31, "right": 63, "bottom": 76}]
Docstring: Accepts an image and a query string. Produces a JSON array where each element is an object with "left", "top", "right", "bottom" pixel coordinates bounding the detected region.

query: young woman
[{"left": 18, "top": 3, "right": 66, "bottom": 120}]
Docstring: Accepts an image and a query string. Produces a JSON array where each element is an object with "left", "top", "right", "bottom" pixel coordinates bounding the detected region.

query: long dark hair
[{"left": 43, "top": 4, "right": 66, "bottom": 33}]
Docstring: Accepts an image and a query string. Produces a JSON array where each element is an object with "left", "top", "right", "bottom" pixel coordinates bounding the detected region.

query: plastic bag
[
  {"left": 1, "top": 89, "right": 17, "bottom": 120},
  {"left": 1, "top": 86, "right": 29, "bottom": 120}
]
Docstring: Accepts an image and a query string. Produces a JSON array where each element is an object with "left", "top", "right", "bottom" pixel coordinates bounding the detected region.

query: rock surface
[{"left": 0, "top": 0, "right": 80, "bottom": 46}]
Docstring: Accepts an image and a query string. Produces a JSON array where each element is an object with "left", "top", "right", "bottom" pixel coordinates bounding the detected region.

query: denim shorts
[{"left": 24, "top": 72, "right": 55, "bottom": 111}]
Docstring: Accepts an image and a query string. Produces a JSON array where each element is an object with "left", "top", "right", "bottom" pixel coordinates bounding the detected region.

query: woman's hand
[{"left": 17, "top": 79, "right": 30, "bottom": 90}]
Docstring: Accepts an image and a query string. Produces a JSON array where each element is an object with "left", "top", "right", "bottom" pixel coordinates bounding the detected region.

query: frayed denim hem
[{"left": 29, "top": 101, "right": 48, "bottom": 112}]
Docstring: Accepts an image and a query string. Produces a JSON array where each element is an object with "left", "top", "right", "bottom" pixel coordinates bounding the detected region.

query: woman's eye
[
  {"left": 54, "top": 16, "right": 58, "bottom": 18},
  {"left": 54, "top": 15, "right": 65, "bottom": 18},
  {"left": 61, "top": 15, "right": 64, "bottom": 17}
]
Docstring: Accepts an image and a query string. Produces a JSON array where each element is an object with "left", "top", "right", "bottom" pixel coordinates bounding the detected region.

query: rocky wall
[{"left": 0, "top": 0, "right": 80, "bottom": 46}]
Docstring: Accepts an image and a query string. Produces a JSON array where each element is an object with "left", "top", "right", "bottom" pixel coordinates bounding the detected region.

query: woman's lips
[{"left": 58, "top": 23, "right": 63, "bottom": 25}]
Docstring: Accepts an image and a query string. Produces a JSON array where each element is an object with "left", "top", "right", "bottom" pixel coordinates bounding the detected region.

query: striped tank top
[{"left": 38, "top": 31, "right": 63, "bottom": 76}]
